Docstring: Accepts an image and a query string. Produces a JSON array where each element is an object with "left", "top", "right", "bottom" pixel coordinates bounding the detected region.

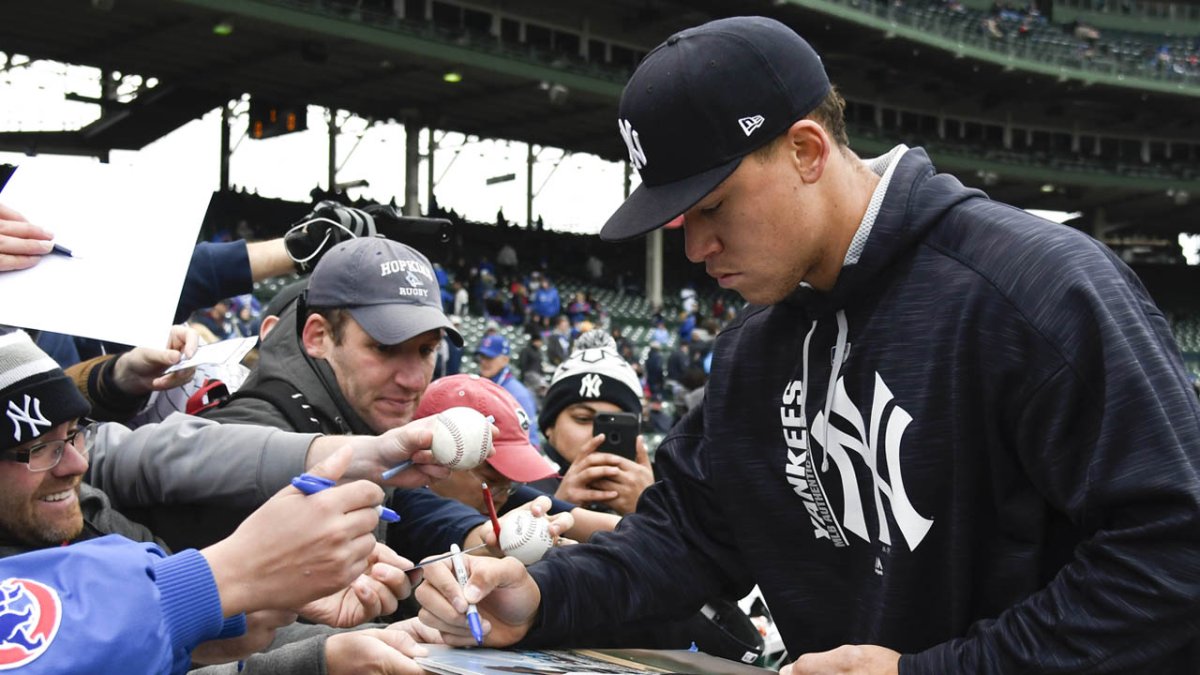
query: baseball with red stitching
[
  {"left": 498, "top": 510, "right": 554, "bottom": 565},
  {"left": 430, "top": 406, "right": 492, "bottom": 470}
]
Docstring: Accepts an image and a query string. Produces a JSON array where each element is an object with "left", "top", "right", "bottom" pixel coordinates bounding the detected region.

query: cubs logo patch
[{"left": 0, "top": 578, "right": 61, "bottom": 669}]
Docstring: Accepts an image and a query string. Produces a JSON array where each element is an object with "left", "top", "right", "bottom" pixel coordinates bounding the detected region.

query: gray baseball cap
[{"left": 307, "top": 237, "right": 464, "bottom": 347}]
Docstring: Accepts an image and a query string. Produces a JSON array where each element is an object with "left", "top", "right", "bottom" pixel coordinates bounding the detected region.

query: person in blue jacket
[
  {"left": 0, "top": 328, "right": 399, "bottom": 674},
  {"left": 475, "top": 333, "right": 541, "bottom": 449},
  {"left": 414, "top": 16, "right": 1200, "bottom": 674}
]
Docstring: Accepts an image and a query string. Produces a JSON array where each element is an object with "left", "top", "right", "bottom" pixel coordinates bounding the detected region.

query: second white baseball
[
  {"left": 430, "top": 406, "right": 492, "bottom": 470},
  {"left": 499, "top": 510, "right": 554, "bottom": 565}
]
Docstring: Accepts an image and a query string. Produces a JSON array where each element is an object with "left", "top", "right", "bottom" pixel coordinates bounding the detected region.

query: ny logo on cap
[
  {"left": 579, "top": 374, "right": 603, "bottom": 399},
  {"left": 618, "top": 119, "right": 647, "bottom": 170},
  {"left": 6, "top": 395, "right": 51, "bottom": 442},
  {"left": 738, "top": 115, "right": 765, "bottom": 137}
]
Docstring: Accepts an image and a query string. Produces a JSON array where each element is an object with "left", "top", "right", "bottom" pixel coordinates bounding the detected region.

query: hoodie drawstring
[{"left": 801, "top": 310, "right": 849, "bottom": 473}]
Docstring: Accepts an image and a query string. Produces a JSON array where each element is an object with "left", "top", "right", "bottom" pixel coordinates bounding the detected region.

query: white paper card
[{"left": 0, "top": 160, "right": 211, "bottom": 347}]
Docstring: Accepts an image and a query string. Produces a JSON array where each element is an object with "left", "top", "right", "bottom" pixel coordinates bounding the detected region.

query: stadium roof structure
[{"left": 1, "top": 0, "right": 1197, "bottom": 236}]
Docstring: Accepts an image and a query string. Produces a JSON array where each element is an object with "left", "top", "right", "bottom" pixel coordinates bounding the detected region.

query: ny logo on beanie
[
  {"left": 0, "top": 329, "right": 91, "bottom": 451},
  {"left": 6, "top": 395, "right": 51, "bottom": 442}
]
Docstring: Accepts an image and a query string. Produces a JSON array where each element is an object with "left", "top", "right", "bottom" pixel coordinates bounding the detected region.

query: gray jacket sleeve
[
  {"left": 188, "top": 623, "right": 388, "bottom": 675},
  {"left": 87, "top": 412, "right": 319, "bottom": 509}
]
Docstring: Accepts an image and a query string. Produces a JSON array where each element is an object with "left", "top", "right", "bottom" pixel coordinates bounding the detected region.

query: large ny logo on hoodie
[{"left": 782, "top": 373, "right": 933, "bottom": 551}]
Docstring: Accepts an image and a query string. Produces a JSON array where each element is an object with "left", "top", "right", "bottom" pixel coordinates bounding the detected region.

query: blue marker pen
[
  {"left": 450, "top": 543, "right": 485, "bottom": 646},
  {"left": 290, "top": 473, "right": 400, "bottom": 523}
]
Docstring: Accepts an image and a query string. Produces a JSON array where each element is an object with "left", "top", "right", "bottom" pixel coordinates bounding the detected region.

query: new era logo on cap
[
  {"left": 600, "top": 16, "right": 831, "bottom": 242},
  {"left": 738, "top": 115, "right": 765, "bottom": 136}
]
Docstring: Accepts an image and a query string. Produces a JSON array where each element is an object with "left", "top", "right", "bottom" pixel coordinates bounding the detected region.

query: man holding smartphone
[{"left": 536, "top": 330, "right": 652, "bottom": 516}]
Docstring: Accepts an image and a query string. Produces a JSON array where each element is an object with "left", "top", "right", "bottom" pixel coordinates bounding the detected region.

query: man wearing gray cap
[
  {"left": 415, "top": 15, "right": 1200, "bottom": 675},
  {"left": 132, "top": 237, "right": 498, "bottom": 564}
]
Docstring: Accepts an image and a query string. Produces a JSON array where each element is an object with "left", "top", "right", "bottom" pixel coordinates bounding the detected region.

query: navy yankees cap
[
  {"left": 601, "top": 16, "right": 831, "bottom": 242},
  {"left": 307, "top": 237, "right": 464, "bottom": 347}
]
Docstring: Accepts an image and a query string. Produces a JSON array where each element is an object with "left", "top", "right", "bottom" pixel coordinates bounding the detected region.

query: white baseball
[
  {"left": 498, "top": 510, "right": 554, "bottom": 565},
  {"left": 430, "top": 406, "right": 492, "bottom": 470}
]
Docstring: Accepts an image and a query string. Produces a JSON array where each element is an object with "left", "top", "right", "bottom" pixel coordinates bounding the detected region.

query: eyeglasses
[{"left": 1, "top": 422, "right": 97, "bottom": 473}]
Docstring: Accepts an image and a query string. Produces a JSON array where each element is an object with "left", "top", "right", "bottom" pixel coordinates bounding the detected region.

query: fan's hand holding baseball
[
  {"left": 415, "top": 554, "right": 540, "bottom": 647},
  {"left": 429, "top": 406, "right": 494, "bottom": 470},
  {"left": 478, "top": 496, "right": 574, "bottom": 558},
  {"left": 309, "top": 417, "right": 452, "bottom": 489}
]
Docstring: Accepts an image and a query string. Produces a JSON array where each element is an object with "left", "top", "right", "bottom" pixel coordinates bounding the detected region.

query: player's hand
[
  {"left": 299, "top": 542, "right": 415, "bottom": 627},
  {"left": 325, "top": 626, "right": 428, "bottom": 675},
  {"left": 202, "top": 446, "right": 385, "bottom": 615},
  {"left": 0, "top": 204, "right": 53, "bottom": 272},
  {"left": 415, "top": 553, "right": 540, "bottom": 647},
  {"left": 783, "top": 644, "right": 901, "bottom": 675},
  {"left": 191, "top": 609, "right": 297, "bottom": 665}
]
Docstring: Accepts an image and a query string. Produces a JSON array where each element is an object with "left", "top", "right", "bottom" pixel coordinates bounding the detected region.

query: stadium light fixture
[
  {"left": 443, "top": 70, "right": 463, "bottom": 84},
  {"left": 1040, "top": 184, "right": 1055, "bottom": 193},
  {"left": 213, "top": 20, "right": 234, "bottom": 37}
]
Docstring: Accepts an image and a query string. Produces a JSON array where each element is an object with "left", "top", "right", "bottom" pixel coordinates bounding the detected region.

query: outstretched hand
[
  {"left": 202, "top": 446, "right": 386, "bottom": 616},
  {"left": 299, "top": 542, "right": 415, "bottom": 628},
  {"left": 111, "top": 324, "right": 200, "bottom": 396}
]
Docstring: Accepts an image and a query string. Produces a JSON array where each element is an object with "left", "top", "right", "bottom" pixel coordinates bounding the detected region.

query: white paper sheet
[{"left": 0, "top": 160, "right": 211, "bottom": 348}]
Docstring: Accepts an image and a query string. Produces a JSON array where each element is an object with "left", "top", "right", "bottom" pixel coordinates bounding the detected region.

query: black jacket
[{"left": 526, "top": 147, "right": 1200, "bottom": 673}]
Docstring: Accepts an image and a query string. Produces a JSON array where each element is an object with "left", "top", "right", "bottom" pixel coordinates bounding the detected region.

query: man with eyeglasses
[{"left": 0, "top": 327, "right": 436, "bottom": 674}]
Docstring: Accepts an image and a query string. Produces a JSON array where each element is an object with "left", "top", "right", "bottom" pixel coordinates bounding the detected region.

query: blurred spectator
[
  {"left": 546, "top": 315, "right": 572, "bottom": 367},
  {"left": 497, "top": 242, "right": 518, "bottom": 278},
  {"left": 518, "top": 331, "right": 547, "bottom": 397},
  {"left": 585, "top": 253, "right": 604, "bottom": 287},
  {"left": 452, "top": 280, "right": 469, "bottom": 317},
  {"left": 650, "top": 318, "right": 671, "bottom": 346},
  {"left": 531, "top": 277, "right": 562, "bottom": 329},
  {"left": 190, "top": 300, "right": 235, "bottom": 343},
  {"left": 680, "top": 284, "right": 699, "bottom": 315},
  {"left": 644, "top": 341, "right": 665, "bottom": 402},
  {"left": 475, "top": 334, "right": 540, "bottom": 448},
  {"left": 566, "top": 291, "right": 593, "bottom": 325}
]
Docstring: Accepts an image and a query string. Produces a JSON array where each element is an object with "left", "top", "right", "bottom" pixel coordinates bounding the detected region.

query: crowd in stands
[{"left": 841, "top": 0, "right": 1200, "bottom": 82}]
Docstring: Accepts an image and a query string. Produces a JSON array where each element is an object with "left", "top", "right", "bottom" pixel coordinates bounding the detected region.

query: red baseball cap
[{"left": 417, "top": 374, "right": 556, "bottom": 482}]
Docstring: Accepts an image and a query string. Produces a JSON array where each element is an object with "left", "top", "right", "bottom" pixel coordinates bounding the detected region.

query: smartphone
[{"left": 592, "top": 411, "right": 640, "bottom": 461}]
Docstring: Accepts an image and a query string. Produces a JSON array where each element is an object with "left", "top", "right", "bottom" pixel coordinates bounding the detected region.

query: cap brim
[
  {"left": 599, "top": 156, "right": 742, "bottom": 242},
  {"left": 349, "top": 304, "right": 465, "bottom": 347},
  {"left": 489, "top": 439, "right": 559, "bottom": 482}
]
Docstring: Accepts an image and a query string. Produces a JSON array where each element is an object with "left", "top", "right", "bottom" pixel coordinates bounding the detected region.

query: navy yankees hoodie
[{"left": 527, "top": 147, "right": 1200, "bottom": 673}]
